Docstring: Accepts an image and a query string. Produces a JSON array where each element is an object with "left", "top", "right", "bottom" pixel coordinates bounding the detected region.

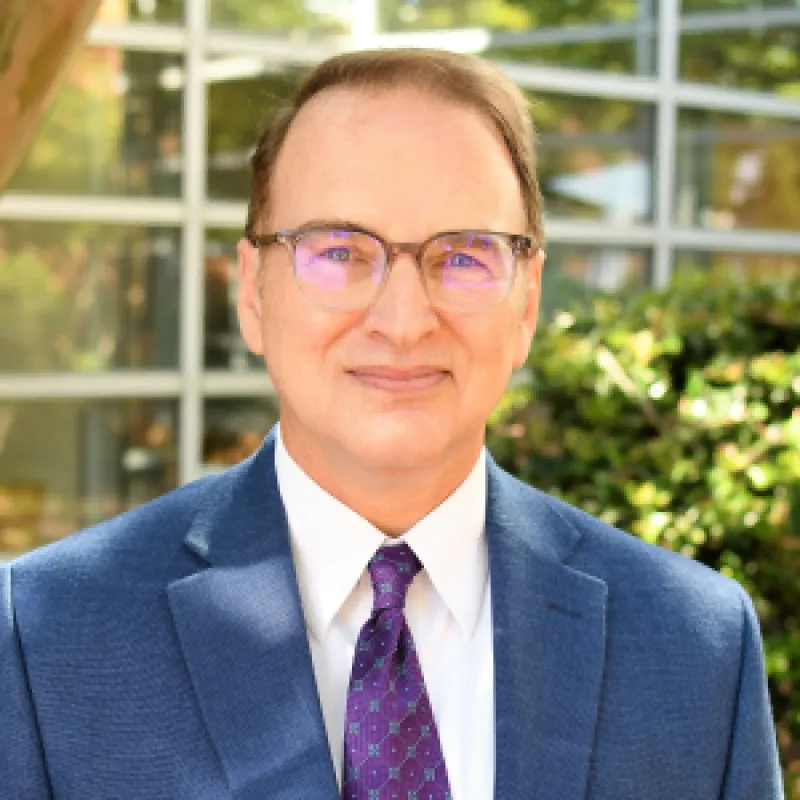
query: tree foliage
[{"left": 488, "top": 270, "right": 800, "bottom": 795}]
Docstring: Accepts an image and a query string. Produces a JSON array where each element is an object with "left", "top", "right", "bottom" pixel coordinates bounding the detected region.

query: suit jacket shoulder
[
  {"left": 499, "top": 465, "right": 746, "bottom": 624},
  {"left": 486, "top": 464, "right": 782, "bottom": 800},
  {"left": 10, "top": 461, "right": 236, "bottom": 583}
]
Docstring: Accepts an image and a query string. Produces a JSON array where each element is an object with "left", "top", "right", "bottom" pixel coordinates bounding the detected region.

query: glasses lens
[
  {"left": 423, "top": 232, "right": 514, "bottom": 311},
  {"left": 293, "top": 228, "right": 384, "bottom": 308}
]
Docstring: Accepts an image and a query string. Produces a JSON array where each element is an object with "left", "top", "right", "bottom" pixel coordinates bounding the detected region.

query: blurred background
[{"left": 0, "top": 0, "right": 798, "bottom": 555}]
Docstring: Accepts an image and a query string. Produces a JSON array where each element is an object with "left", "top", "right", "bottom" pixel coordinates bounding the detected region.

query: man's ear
[
  {"left": 236, "top": 237, "right": 265, "bottom": 356},
  {"left": 512, "top": 248, "right": 545, "bottom": 370}
]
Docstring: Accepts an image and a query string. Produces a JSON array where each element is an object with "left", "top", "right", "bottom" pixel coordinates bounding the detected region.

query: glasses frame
[{"left": 246, "top": 223, "right": 535, "bottom": 312}]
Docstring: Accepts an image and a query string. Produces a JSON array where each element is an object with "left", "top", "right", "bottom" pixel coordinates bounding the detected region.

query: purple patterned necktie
[{"left": 342, "top": 543, "right": 452, "bottom": 800}]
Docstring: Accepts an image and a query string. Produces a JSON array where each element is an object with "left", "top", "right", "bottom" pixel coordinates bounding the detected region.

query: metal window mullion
[
  {"left": 179, "top": 0, "right": 208, "bottom": 486},
  {"left": 87, "top": 22, "right": 187, "bottom": 51},
  {"left": 0, "top": 195, "right": 184, "bottom": 224},
  {"left": 205, "top": 30, "right": 339, "bottom": 62},
  {"left": 653, "top": 0, "right": 679, "bottom": 289},
  {"left": 680, "top": 6, "right": 800, "bottom": 34},
  {"left": 674, "top": 83, "right": 800, "bottom": 121},
  {"left": 489, "top": 6, "right": 800, "bottom": 50},
  {"left": 205, "top": 201, "right": 247, "bottom": 228},
  {"left": 489, "top": 21, "right": 651, "bottom": 49},
  {"left": 670, "top": 228, "right": 800, "bottom": 255},
  {"left": 0, "top": 373, "right": 183, "bottom": 400},
  {"left": 495, "top": 61, "right": 661, "bottom": 102},
  {"left": 201, "top": 372, "right": 277, "bottom": 397},
  {"left": 543, "top": 220, "right": 657, "bottom": 247}
]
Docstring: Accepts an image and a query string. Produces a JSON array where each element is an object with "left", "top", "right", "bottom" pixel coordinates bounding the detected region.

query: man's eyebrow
[{"left": 293, "top": 218, "right": 369, "bottom": 232}]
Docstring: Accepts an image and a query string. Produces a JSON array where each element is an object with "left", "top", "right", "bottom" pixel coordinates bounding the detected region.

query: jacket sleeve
[
  {"left": 0, "top": 564, "right": 52, "bottom": 798},
  {"left": 720, "top": 586, "right": 783, "bottom": 799}
]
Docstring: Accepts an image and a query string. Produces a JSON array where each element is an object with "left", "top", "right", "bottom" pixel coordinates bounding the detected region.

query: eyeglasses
[{"left": 246, "top": 224, "right": 534, "bottom": 313}]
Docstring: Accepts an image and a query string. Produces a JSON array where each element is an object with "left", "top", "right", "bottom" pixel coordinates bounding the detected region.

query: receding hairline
[
  {"left": 277, "top": 82, "right": 523, "bottom": 180},
  {"left": 246, "top": 48, "right": 544, "bottom": 244}
]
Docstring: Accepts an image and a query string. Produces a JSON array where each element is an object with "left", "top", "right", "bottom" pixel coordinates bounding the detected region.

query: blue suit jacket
[{"left": 1, "top": 433, "right": 782, "bottom": 798}]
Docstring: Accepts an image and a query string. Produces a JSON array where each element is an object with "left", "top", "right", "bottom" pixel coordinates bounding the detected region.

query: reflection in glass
[
  {"left": 9, "top": 48, "right": 183, "bottom": 197},
  {"left": 207, "top": 69, "right": 300, "bottom": 200},
  {"left": 208, "top": 72, "right": 656, "bottom": 216},
  {"left": 675, "top": 251, "right": 800, "bottom": 283},
  {"left": 203, "top": 396, "right": 279, "bottom": 468},
  {"left": 380, "top": 0, "right": 657, "bottom": 33},
  {"left": 98, "top": 0, "right": 184, "bottom": 22},
  {"left": 0, "top": 222, "right": 181, "bottom": 372},
  {"left": 541, "top": 245, "right": 650, "bottom": 320},
  {"left": 680, "top": 26, "right": 800, "bottom": 96},
  {"left": 682, "top": 0, "right": 796, "bottom": 10},
  {"left": 487, "top": 37, "right": 656, "bottom": 76},
  {"left": 205, "top": 229, "right": 261, "bottom": 370},
  {"left": 208, "top": 0, "right": 350, "bottom": 34},
  {"left": 675, "top": 110, "right": 800, "bottom": 232},
  {"left": 376, "top": 0, "right": 658, "bottom": 74},
  {"left": 0, "top": 399, "right": 178, "bottom": 555},
  {"left": 534, "top": 95, "right": 655, "bottom": 224}
]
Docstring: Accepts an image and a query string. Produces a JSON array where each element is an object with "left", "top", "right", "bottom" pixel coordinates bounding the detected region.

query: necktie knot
[{"left": 368, "top": 543, "right": 421, "bottom": 612}]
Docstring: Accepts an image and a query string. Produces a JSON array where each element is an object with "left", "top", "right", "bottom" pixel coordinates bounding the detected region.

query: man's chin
[{"left": 339, "top": 421, "right": 457, "bottom": 472}]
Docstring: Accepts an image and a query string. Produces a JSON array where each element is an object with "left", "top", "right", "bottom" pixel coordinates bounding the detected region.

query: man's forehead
[
  {"left": 289, "top": 84, "right": 448, "bottom": 136},
  {"left": 267, "top": 83, "right": 526, "bottom": 236},
  {"left": 279, "top": 84, "right": 507, "bottom": 172}
]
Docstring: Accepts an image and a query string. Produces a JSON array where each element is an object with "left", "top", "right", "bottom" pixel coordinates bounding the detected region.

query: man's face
[{"left": 238, "top": 86, "right": 543, "bottom": 477}]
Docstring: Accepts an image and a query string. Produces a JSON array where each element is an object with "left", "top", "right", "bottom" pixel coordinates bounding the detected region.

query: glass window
[
  {"left": 379, "top": 0, "right": 656, "bottom": 32},
  {"left": 208, "top": 0, "right": 351, "bottom": 34},
  {"left": 0, "top": 222, "right": 181, "bottom": 372},
  {"left": 682, "top": 1, "right": 797, "bottom": 10},
  {"left": 203, "top": 397, "right": 279, "bottom": 468},
  {"left": 675, "top": 251, "right": 800, "bottom": 283},
  {"left": 535, "top": 95, "right": 655, "bottom": 224},
  {"left": 487, "top": 36, "right": 657, "bottom": 76},
  {"left": 209, "top": 76, "right": 656, "bottom": 218},
  {"left": 9, "top": 48, "right": 183, "bottom": 197},
  {"left": 680, "top": 25, "right": 800, "bottom": 96},
  {"left": 205, "top": 229, "right": 261, "bottom": 370},
  {"left": 376, "top": 0, "right": 658, "bottom": 74},
  {"left": 0, "top": 399, "right": 178, "bottom": 557},
  {"left": 207, "top": 67, "right": 300, "bottom": 201},
  {"left": 674, "top": 110, "right": 800, "bottom": 232},
  {"left": 98, "top": 0, "right": 184, "bottom": 22},
  {"left": 541, "top": 245, "right": 650, "bottom": 320}
]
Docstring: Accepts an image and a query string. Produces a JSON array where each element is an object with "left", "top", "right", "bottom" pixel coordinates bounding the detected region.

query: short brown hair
[{"left": 245, "top": 48, "right": 543, "bottom": 246}]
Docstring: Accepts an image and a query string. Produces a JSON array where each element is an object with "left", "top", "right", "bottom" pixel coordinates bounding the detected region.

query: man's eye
[
  {"left": 447, "top": 253, "right": 484, "bottom": 268},
  {"left": 320, "top": 247, "right": 352, "bottom": 262}
]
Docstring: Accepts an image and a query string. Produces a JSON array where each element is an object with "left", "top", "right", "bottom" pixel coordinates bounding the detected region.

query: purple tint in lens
[
  {"left": 295, "top": 245, "right": 350, "bottom": 291},
  {"left": 294, "top": 229, "right": 384, "bottom": 298}
]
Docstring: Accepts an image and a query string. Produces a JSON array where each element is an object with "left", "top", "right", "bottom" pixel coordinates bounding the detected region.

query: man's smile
[{"left": 346, "top": 366, "right": 450, "bottom": 394}]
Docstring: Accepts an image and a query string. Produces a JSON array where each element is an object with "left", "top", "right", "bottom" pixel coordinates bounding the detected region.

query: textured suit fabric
[{"left": 0, "top": 430, "right": 783, "bottom": 799}]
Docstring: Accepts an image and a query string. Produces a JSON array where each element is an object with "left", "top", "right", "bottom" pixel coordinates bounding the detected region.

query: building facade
[{"left": 0, "top": 0, "right": 799, "bottom": 555}]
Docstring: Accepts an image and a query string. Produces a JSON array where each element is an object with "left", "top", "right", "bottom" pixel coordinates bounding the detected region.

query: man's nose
[{"left": 362, "top": 253, "right": 438, "bottom": 345}]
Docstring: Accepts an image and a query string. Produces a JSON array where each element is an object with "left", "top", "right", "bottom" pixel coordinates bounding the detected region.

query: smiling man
[{"left": 0, "top": 49, "right": 782, "bottom": 799}]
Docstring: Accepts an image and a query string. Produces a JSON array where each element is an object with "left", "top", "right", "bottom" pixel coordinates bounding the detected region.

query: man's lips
[{"left": 346, "top": 367, "right": 449, "bottom": 393}]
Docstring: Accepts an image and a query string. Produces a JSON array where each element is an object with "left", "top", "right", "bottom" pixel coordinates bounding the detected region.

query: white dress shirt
[{"left": 275, "top": 429, "right": 495, "bottom": 799}]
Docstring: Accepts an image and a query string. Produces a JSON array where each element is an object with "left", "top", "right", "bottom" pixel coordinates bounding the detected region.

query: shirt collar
[{"left": 275, "top": 426, "right": 488, "bottom": 641}]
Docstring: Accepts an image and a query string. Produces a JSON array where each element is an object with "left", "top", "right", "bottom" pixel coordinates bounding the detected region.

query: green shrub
[{"left": 488, "top": 270, "right": 800, "bottom": 795}]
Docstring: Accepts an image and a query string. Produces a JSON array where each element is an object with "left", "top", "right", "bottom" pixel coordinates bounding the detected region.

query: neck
[{"left": 279, "top": 424, "right": 483, "bottom": 537}]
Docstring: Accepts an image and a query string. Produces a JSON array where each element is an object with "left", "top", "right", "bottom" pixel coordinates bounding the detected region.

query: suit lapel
[
  {"left": 164, "top": 435, "right": 607, "bottom": 798},
  {"left": 487, "top": 461, "right": 608, "bottom": 800},
  {"left": 167, "top": 434, "right": 338, "bottom": 799}
]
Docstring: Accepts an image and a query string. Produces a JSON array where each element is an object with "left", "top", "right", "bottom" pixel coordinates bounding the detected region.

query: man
[{"left": 0, "top": 49, "right": 782, "bottom": 799}]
